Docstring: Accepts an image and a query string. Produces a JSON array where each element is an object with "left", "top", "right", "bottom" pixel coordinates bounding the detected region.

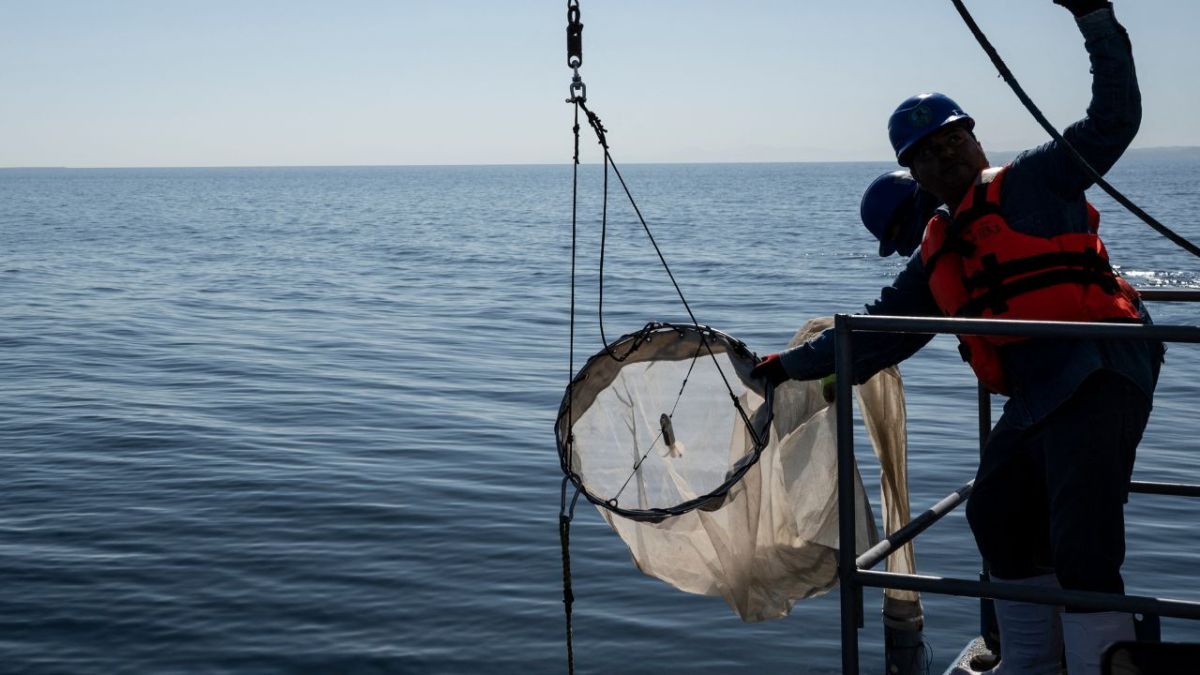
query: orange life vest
[{"left": 918, "top": 166, "right": 1142, "bottom": 395}]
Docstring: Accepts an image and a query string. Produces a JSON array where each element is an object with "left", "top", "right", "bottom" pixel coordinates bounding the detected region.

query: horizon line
[{"left": 3, "top": 145, "right": 1197, "bottom": 172}]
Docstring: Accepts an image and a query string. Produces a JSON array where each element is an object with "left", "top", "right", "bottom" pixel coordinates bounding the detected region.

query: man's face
[{"left": 908, "top": 123, "right": 988, "bottom": 207}]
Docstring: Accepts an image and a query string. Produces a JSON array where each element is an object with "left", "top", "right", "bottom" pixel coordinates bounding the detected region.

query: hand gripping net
[{"left": 556, "top": 323, "right": 773, "bottom": 523}]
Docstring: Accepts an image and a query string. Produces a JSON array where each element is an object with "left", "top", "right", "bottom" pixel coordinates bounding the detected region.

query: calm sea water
[{"left": 2, "top": 159, "right": 1199, "bottom": 674}]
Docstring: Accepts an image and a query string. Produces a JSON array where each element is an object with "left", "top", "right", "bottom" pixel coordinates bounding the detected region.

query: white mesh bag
[{"left": 558, "top": 319, "right": 915, "bottom": 622}]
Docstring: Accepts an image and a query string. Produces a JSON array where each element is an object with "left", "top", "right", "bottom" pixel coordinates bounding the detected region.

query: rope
[
  {"left": 610, "top": 338, "right": 704, "bottom": 504},
  {"left": 577, "top": 100, "right": 765, "bottom": 449},
  {"left": 567, "top": 99, "right": 580, "bottom": 478},
  {"left": 564, "top": 11, "right": 582, "bottom": 659},
  {"left": 559, "top": 476, "right": 582, "bottom": 675},
  {"left": 949, "top": 0, "right": 1200, "bottom": 259},
  {"left": 556, "top": 0, "right": 766, "bottom": 667},
  {"left": 562, "top": 6, "right": 585, "bottom": 673},
  {"left": 595, "top": 115, "right": 621, "bottom": 360}
]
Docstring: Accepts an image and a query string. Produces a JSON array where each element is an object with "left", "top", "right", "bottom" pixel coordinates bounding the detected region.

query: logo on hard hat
[{"left": 909, "top": 105, "right": 933, "bottom": 128}]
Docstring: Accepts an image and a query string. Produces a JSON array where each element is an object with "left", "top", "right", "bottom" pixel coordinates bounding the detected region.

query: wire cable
[
  {"left": 577, "top": 101, "right": 765, "bottom": 448},
  {"left": 949, "top": 0, "right": 1200, "bottom": 258}
]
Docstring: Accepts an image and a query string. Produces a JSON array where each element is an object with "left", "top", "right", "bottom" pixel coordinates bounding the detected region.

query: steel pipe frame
[
  {"left": 1138, "top": 289, "right": 1200, "bottom": 302},
  {"left": 855, "top": 571, "right": 1200, "bottom": 621},
  {"left": 835, "top": 314, "right": 860, "bottom": 675},
  {"left": 845, "top": 314, "right": 1200, "bottom": 343},
  {"left": 834, "top": 311, "right": 1200, "bottom": 675},
  {"left": 856, "top": 480, "right": 974, "bottom": 571},
  {"left": 849, "top": 479, "right": 1200, "bottom": 575},
  {"left": 1130, "top": 481, "right": 1200, "bottom": 498}
]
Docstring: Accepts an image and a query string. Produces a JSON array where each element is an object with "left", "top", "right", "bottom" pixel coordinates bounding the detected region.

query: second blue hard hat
[
  {"left": 888, "top": 92, "right": 974, "bottom": 166},
  {"left": 860, "top": 170, "right": 937, "bottom": 257}
]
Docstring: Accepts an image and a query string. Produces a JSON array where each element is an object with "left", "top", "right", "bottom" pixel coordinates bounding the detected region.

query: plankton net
[
  {"left": 556, "top": 322, "right": 772, "bottom": 523},
  {"left": 554, "top": 2, "right": 929, "bottom": 669},
  {"left": 556, "top": 54, "right": 891, "bottom": 632}
]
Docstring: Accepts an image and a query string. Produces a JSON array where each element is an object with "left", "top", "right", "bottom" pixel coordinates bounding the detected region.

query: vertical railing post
[
  {"left": 835, "top": 314, "right": 860, "bottom": 675},
  {"left": 977, "top": 383, "right": 1000, "bottom": 657}
]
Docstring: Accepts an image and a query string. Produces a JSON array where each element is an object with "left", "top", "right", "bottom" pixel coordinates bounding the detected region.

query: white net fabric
[
  {"left": 559, "top": 319, "right": 920, "bottom": 623},
  {"left": 557, "top": 324, "right": 769, "bottom": 520}
]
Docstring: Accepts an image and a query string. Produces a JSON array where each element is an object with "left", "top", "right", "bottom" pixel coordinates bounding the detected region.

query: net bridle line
[
  {"left": 557, "top": 323, "right": 775, "bottom": 523},
  {"left": 578, "top": 100, "right": 764, "bottom": 449},
  {"left": 609, "top": 336, "right": 705, "bottom": 505}
]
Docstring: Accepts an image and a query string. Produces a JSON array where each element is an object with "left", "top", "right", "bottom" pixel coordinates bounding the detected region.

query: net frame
[{"left": 556, "top": 322, "right": 774, "bottom": 522}]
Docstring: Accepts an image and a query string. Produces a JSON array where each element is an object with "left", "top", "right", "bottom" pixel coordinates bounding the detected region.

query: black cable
[
  {"left": 563, "top": 100, "right": 581, "bottom": 675},
  {"left": 949, "top": 0, "right": 1200, "bottom": 258},
  {"left": 559, "top": 101, "right": 581, "bottom": 481},
  {"left": 609, "top": 339, "right": 704, "bottom": 505},
  {"left": 558, "top": 476, "right": 581, "bottom": 675},
  {"left": 562, "top": 6, "right": 584, "bottom": 674},
  {"left": 578, "top": 105, "right": 643, "bottom": 364},
  {"left": 597, "top": 136, "right": 617, "bottom": 357},
  {"left": 578, "top": 101, "right": 765, "bottom": 448},
  {"left": 559, "top": 515, "right": 574, "bottom": 675}
]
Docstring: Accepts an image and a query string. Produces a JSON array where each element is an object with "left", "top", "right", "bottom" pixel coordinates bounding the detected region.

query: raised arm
[{"left": 1016, "top": 3, "right": 1140, "bottom": 197}]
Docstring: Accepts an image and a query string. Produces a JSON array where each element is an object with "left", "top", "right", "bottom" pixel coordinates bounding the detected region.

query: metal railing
[{"left": 834, "top": 289, "right": 1200, "bottom": 674}]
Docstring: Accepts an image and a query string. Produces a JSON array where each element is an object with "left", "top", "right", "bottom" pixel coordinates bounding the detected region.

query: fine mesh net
[
  {"left": 557, "top": 323, "right": 771, "bottom": 522},
  {"left": 558, "top": 318, "right": 921, "bottom": 622}
]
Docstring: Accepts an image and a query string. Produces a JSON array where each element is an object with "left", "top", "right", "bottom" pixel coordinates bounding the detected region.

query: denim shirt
[{"left": 779, "top": 8, "right": 1164, "bottom": 428}]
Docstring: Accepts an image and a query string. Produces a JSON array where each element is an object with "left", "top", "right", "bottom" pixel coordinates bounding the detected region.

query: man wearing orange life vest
[{"left": 754, "top": 1, "right": 1164, "bottom": 673}]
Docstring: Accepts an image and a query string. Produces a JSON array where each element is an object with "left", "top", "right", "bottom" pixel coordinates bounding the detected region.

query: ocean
[{"left": 2, "top": 158, "right": 1199, "bottom": 674}]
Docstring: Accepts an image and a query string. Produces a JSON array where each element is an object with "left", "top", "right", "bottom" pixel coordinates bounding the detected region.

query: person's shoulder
[
  {"left": 1007, "top": 144, "right": 1050, "bottom": 171},
  {"left": 898, "top": 251, "right": 928, "bottom": 282},
  {"left": 1001, "top": 143, "right": 1062, "bottom": 193}
]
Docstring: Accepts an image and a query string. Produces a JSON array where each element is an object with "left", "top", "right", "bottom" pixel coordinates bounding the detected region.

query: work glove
[
  {"left": 751, "top": 353, "right": 789, "bottom": 387},
  {"left": 1053, "top": 0, "right": 1111, "bottom": 17},
  {"left": 820, "top": 374, "right": 837, "bottom": 403}
]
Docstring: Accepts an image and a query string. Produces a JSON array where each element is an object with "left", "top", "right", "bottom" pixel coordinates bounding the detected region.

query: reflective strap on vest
[
  {"left": 956, "top": 267, "right": 1123, "bottom": 317},
  {"left": 963, "top": 248, "right": 1117, "bottom": 292},
  {"left": 922, "top": 181, "right": 1002, "bottom": 279}
]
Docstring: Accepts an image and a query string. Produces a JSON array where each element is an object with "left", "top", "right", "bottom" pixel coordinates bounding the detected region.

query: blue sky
[{"left": 2, "top": 0, "right": 1198, "bottom": 167}]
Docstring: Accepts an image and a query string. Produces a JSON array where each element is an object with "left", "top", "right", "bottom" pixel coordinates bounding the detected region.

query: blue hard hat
[
  {"left": 888, "top": 92, "right": 974, "bottom": 166},
  {"left": 860, "top": 170, "right": 938, "bottom": 257}
]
